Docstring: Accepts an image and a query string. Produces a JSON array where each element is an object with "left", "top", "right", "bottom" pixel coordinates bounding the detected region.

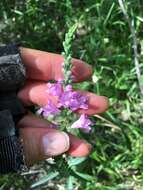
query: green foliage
[
  {"left": 31, "top": 171, "right": 59, "bottom": 188},
  {"left": 0, "top": 0, "right": 143, "bottom": 189},
  {"left": 63, "top": 23, "right": 78, "bottom": 84}
]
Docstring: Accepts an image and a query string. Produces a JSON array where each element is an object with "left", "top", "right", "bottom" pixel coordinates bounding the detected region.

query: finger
[
  {"left": 20, "top": 47, "right": 92, "bottom": 82},
  {"left": 18, "top": 114, "right": 92, "bottom": 165},
  {"left": 68, "top": 134, "right": 92, "bottom": 157},
  {"left": 18, "top": 81, "right": 109, "bottom": 114},
  {"left": 20, "top": 127, "right": 70, "bottom": 166},
  {"left": 76, "top": 90, "right": 109, "bottom": 115}
]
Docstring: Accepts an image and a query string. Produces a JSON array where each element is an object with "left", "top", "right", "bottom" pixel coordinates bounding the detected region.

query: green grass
[{"left": 0, "top": 0, "right": 143, "bottom": 189}]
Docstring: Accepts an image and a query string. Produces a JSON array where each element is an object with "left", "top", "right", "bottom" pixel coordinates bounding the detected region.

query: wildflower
[
  {"left": 37, "top": 100, "right": 60, "bottom": 117},
  {"left": 60, "top": 90, "right": 88, "bottom": 111},
  {"left": 47, "top": 81, "right": 63, "bottom": 97},
  {"left": 71, "top": 114, "right": 93, "bottom": 133},
  {"left": 69, "top": 91, "right": 88, "bottom": 111},
  {"left": 39, "top": 81, "right": 92, "bottom": 132},
  {"left": 65, "top": 84, "right": 72, "bottom": 91},
  {"left": 47, "top": 82, "right": 88, "bottom": 111}
]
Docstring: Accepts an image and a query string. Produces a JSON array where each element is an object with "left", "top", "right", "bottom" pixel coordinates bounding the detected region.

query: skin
[{"left": 16, "top": 47, "right": 109, "bottom": 166}]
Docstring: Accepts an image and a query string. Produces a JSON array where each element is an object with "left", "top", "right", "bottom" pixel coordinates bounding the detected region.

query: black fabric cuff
[
  {"left": 0, "top": 110, "right": 27, "bottom": 174},
  {"left": 0, "top": 43, "right": 27, "bottom": 174},
  {"left": 0, "top": 42, "right": 26, "bottom": 92}
]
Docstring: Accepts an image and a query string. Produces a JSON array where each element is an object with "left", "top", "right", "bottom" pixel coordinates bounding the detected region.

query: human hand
[{"left": 17, "top": 48, "right": 109, "bottom": 166}]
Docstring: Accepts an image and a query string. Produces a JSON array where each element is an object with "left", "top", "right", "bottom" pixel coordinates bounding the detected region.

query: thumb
[{"left": 20, "top": 127, "right": 70, "bottom": 166}]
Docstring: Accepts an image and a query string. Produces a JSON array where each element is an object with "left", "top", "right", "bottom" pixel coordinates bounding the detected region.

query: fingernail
[{"left": 42, "top": 131, "right": 70, "bottom": 156}]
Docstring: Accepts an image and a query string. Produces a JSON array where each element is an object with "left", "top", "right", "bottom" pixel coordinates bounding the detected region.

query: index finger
[{"left": 20, "top": 48, "right": 92, "bottom": 82}]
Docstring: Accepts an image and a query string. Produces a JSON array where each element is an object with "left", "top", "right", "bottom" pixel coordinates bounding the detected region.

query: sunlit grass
[{"left": 0, "top": 0, "right": 143, "bottom": 189}]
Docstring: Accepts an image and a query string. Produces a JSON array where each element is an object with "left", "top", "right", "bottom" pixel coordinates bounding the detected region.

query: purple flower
[
  {"left": 59, "top": 90, "right": 88, "bottom": 111},
  {"left": 46, "top": 81, "right": 88, "bottom": 111},
  {"left": 38, "top": 81, "right": 94, "bottom": 133},
  {"left": 37, "top": 100, "right": 60, "bottom": 117},
  {"left": 71, "top": 114, "right": 93, "bottom": 133},
  {"left": 65, "top": 84, "right": 72, "bottom": 91},
  {"left": 59, "top": 91, "right": 73, "bottom": 108},
  {"left": 70, "top": 92, "right": 88, "bottom": 110},
  {"left": 47, "top": 81, "right": 63, "bottom": 97}
]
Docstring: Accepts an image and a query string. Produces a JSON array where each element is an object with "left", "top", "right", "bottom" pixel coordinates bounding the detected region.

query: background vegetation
[{"left": 0, "top": 0, "right": 143, "bottom": 189}]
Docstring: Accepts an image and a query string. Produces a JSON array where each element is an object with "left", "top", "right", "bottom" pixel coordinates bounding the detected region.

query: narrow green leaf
[
  {"left": 13, "top": 10, "right": 23, "bottom": 15},
  {"left": 136, "top": 16, "right": 143, "bottom": 22},
  {"left": 74, "top": 171, "right": 93, "bottom": 181},
  {"left": 67, "top": 157, "right": 87, "bottom": 167},
  {"left": 0, "top": 184, "right": 6, "bottom": 190},
  {"left": 31, "top": 171, "right": 59, "bottom": 188},
  {"left": 139, "top": 75, "right": 143, "bottom": 85},
  {"left": 104, "top": 2, "right": 115, "bottom": 26},
  {"left": 66, "top": 176, "right": 75, "bottom": 190}
]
